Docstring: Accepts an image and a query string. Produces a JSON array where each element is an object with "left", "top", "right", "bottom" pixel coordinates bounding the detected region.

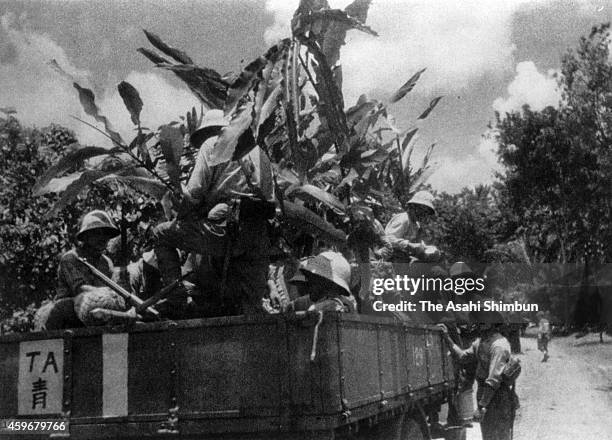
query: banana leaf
[
  {"left": 118, "top": 81, "right": 143, "bottom": 126},
  {"left": 287, "top": 184, "right": 345, "bottom": 214},
  {"left": 389, "top": 68, "right": 426, "bottom": 104},
  {"left": 282, "top": 200, "right": 346, "bottom": 244},
  {"left": 73, "top": 82, "right": 124, "bottom": 146},
  {"left": 33, "top": 146, "right": 120, "bottom": 196},
  {"left": 143, "top": 29, "right": 194, "bottom": 65}
]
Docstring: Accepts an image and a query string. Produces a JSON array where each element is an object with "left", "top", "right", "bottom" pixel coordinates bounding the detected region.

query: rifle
[
  {"left": 76, "top": 257, "right": 160, "bottom": 319},
  {"left": 134, "top": 271, "right": 193, "bottom": 315}
]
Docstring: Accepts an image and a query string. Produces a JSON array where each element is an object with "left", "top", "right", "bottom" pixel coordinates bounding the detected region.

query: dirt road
[{"left": 466, "top": 333, "right": 612, "bottom": 440}]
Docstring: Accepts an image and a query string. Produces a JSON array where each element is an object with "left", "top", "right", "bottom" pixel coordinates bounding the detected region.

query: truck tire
[{"left": 401, "top": 417, "right": 426, "bottom": 440}]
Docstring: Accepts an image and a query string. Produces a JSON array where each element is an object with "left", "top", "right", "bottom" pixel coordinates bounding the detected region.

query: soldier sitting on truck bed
[
  {"left": 384, "top": 190, "right": 441, "bottom": 262},
  {"left": 152, "top": 109, "right": 275, "bottom": 317},
  {"left": 286, "top": 251, "right": 357, "bottom": 313},
  {"left": 34, "top": 210, "right": 138, "bottom": 329}
]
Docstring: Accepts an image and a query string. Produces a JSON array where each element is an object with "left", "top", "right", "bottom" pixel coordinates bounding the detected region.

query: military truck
[{"left": 0, "top": 312, "right": 463, "bottom": 439}]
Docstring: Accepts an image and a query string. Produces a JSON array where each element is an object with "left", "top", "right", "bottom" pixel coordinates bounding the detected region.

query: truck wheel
[{"left": 401, "top": 417, "right": 426, "bottom": 440}]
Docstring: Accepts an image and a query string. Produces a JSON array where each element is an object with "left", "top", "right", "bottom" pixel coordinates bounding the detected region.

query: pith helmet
[
  {"left": 76, "top": 210, "right": 120, "bottom": 241},
  {"left": 407, "top": 190, "right": 436, "bottom": 214},
  {"left": 301, "top": 251, "right": 351, "bottom": 295},
  {"left": 449, "top": 261, "right": 474, "bottom": 278},
  {"left": 190, "top": 109, "right": 229, "bottom": 149}
]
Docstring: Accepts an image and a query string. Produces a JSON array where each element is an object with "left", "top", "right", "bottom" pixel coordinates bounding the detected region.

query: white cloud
[
  {"left": 0, "top": 14, "right": 199, "bottom": 147},
  {"left": 263, "top": 0, "right": 296, "bottom": 45},
  {"left": 431, "top": 58, "right": 562, "bottom": 193},
  {"left": 428, "top": 135, "right": 501, "bottom": 192},
  {"left": 493, "top": 61, "right": 561, "bottom": 114},
  {"left": 0, "top": 14, "right": 89, "bottom": 131},
  {"left": 264, "top": 0, "right": 540, "bottom": 105}
]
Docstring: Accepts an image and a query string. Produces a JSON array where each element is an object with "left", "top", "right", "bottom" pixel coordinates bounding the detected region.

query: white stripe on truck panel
[{"left": 102, "top": 333, "right": 128, "bottom": 417}]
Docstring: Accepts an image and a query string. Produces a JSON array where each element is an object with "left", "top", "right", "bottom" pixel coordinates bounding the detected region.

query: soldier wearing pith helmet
[
  {"left": 384, "top": 190, "right": 439, "bottom": 262},
  {"left": 298, "top": 251, "right": 357, "bottom": 313},
  {"left": 56, "top": 210, "right": 120, "bottom": 300},
  {"left": 33, "top": 210, "right": 130, "bottom": 329},
  {"left": 153, "top": 108, "right": 275, "bottom": 317},
  {"left": 440, "top": 310, "right": 518, "bottom": 440}
]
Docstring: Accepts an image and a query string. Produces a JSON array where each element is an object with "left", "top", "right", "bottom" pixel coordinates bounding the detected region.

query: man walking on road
[{"left": 537, "top": 311, "right": 551, "bottom": 362}]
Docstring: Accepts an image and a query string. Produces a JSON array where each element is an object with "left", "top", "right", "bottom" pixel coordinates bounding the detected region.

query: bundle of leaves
[{"left": 34, "top": 0, "right": 445, "bottom": 260}]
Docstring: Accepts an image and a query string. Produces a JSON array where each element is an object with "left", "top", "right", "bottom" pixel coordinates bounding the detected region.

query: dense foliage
[
  {"left": 428, "top": 185, "right": 511, "bottom": 262},
  {"left": 0, "top": 114, "right": 164, "bottom": 333},
  {"left": 494, "top": 24, "right": 612, "bottom": 327},
  {"left": 495, "top": 24, "right": 612, "bottom": 265},
  {"left": 2, "top": 3, "right": 610, "bottom": 332}
]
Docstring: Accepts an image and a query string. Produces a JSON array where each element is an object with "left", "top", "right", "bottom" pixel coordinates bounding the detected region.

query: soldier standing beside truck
[{"left": 440, "top": 311, "right": 519, "bottom": 440}]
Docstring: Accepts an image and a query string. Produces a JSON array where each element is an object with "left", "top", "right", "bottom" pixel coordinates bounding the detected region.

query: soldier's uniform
[
  {"left": 153, "top": 110, "right": 273, "bottom": 316},
  {"left": 384, "top": 190, "right": 438, "bottom": 262},
  {"left": 384, "top": 211, "right": 423, "bottom": 247},
  {"left": 56, "top": 248, "right": 114, "bottom": 299},
  {"left": 447, "top": 314, "right": 517, "bottom": 440},
  {"left": 383, "top": 191, "right": 440, "bottom": 316},
  {"left": 35, "top": 211, "right": 126, "bottom": 329},
  {"left": 126, "top": 250, "right": 163, "bottom": 301}
]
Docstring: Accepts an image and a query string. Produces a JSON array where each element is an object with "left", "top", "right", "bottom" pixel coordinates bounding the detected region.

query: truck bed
[{"left": 0, "top": 313, "right": 455, "bottom": 439}]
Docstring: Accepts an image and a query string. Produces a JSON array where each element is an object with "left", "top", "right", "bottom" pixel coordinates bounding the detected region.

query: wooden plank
[
  {"left": 0, "top": 341, "right": 19, "bottom": 416},
  {"left": 71, "top": 336, "right": 102, "bottom": 417},
  {"left": 405, "top": 327, "right": 428, "bottom": 390},
  {"left": 102, "top": 333, "right": 128, "bottom": 417},
  {"left": 339, "top": 320, "right": 380, "bottom": 408},
  {"left": 128, "top": 331, "right": 173, "bottom": 416}
]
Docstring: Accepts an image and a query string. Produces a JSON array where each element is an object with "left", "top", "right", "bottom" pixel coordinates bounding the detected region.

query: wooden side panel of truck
[{"left": 0, "top": 313, "right": 456, "bottom": 439}]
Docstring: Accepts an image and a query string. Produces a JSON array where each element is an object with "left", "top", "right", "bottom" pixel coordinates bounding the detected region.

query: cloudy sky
[{"left": 1, "top": 0, "right": 610, "bottom": 192}]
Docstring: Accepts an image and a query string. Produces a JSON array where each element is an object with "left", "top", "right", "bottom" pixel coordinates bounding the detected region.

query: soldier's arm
[
  {"left": 59, "top": 252, "right": 119, "bottom": 297},
  {"left": 451, "top": 340, "right": 477, "bottom": 363},
  {"left": 478, "top": 341, "right": 510, "bottom": 409},
  {"left": 383, "top": 213, "right": 409, "bottom": 245},
  {"left": 373, "top": 235, "right": 394, "bottom": 260},
  {"left": 184, "top": 146, "right": 214, "bottom": 205},
  {"left": 440, "top": 325, "right": 476, "bottom": 363},
  {"left": 308, "top": 298, "right": 352, "bottom": 313},
  {"left": 57, "top": 252, "right": 91, "bottom": 297},
  {"left": 484, "top": 343, "right": 510, "bottom": 389}
]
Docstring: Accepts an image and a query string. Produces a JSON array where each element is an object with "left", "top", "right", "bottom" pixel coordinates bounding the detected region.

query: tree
[
  {"left": 495, "top": 25, "right": 612, "bottom": 326},
  {"left": 428, "top": 185, "right": 508, "bottom": 262},
  {"left": 0, "top": 115, "right": 76, "bottom": 313},
  {"left": 495, "top": 24, "right": 612, "bottom": 265}
]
